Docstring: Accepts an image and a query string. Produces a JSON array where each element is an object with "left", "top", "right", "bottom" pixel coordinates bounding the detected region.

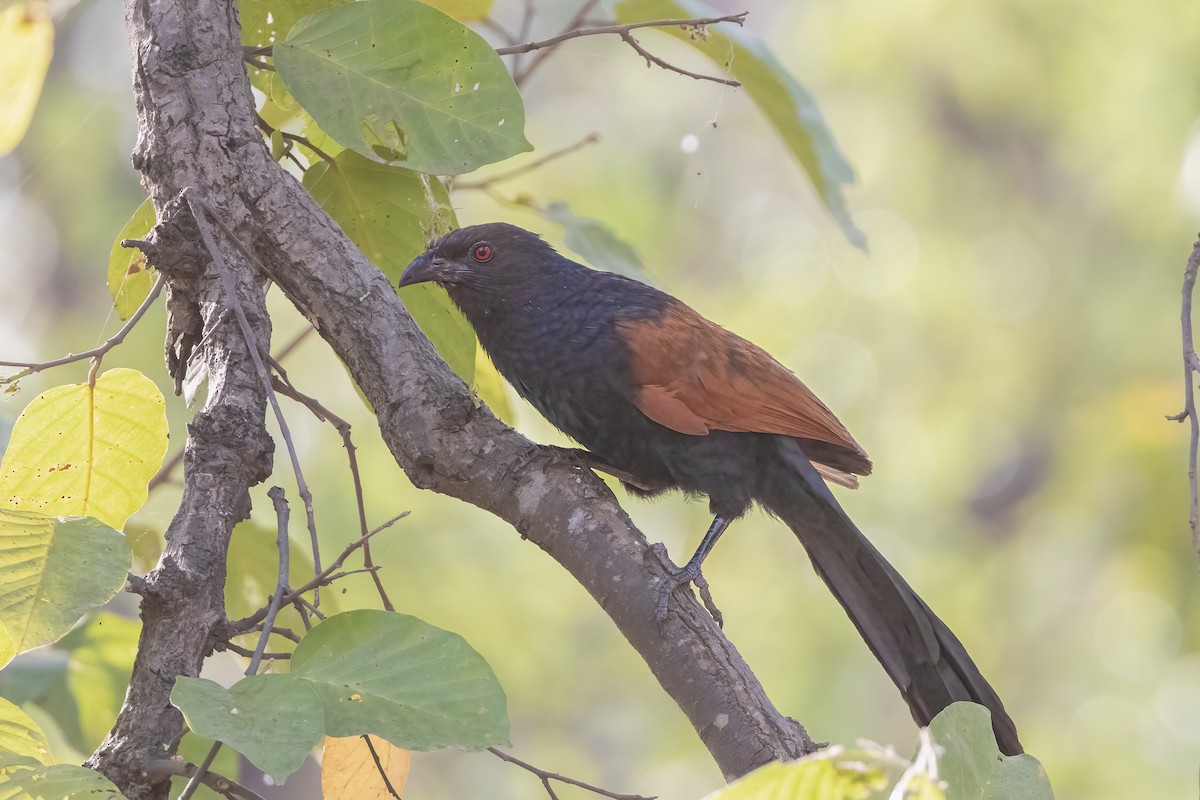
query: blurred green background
[{"left": 2, "top": 0, "right": 1199, "bottom": 798}]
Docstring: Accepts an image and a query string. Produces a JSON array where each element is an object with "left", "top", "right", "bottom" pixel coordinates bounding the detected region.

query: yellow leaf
[
  {"left": 0, "top": 368, "right": 169, "bottom": 530},
  {"left": 106, "top": 197, "right": 157, "bottom": 320},
  {"left": 321, "top": 735, "right": 411, "bottom": 800},
  {"left": 0, "top": 2, "right": 53, "bottom": 157}
]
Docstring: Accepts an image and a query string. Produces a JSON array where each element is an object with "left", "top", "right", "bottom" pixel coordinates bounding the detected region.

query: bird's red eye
[{"left": 471, "top": 242, "right": 494, "bottom": 263}]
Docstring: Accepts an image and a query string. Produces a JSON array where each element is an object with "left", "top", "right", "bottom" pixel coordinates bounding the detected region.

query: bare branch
[
  {"left": 149, "top": 759, "right": 266, "bottom": 800},
  {"left": 361, "top": 736, "right": 403, "bottom": 799},
  {"left": 1175, "top": 233, "right": 1200, "bottom": 560},
  {"left": 0, "top": 273, "right": 165, "bottom": 381},
  {"left": 618, "top": 30, "right": 740, "bottom": 87},
  {"left": 488, "top": 747, "right": 655, "bottom": 800},
  {"left": 498, "top": 12, "right": 747, "bottom": 87},
  {"left": 268, "top": 371, "right": 395, "bottom": 609},
  {"left": 456, "top": 133, "right": 600, "bottom": 191}
]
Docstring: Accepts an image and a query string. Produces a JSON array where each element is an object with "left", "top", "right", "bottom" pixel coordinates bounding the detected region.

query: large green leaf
[
  {"left": 0, "top": 368, "right": 169, "bottom": 531},
  {"left": 930, "top": 703, "right": 1054, "bottom": 800},
  {"left": 275, "top": 0, "right": 531, "bottom": 174},
  {"left": 106, "top": 198, "right": 157, "bottom": 321},
  {"left": 0, "top": 697, "right": 51, "bottom": 764},
  {"left": 0, "top": 3, "right": 53, "bottom": 158},
  {"left": 0, "top": 512, "right": 131, "bottom": 655},
  {"left": 172, "top": 675, "right": 325, "bottom": 783},
  {"left": 303, "top": 151, "right": 475, "bottom": 382},
  {"left": 615, "top": 0, "right": 863, "bottom": 247},
  {"left": 290, "top": 609, "right": 509, "bottom": 750},
  {"left": 0, "top": 754, "right": 123, "bottom": 798},
  {"left": 171, "top": 611, "right": 508, "bottom": 783}
]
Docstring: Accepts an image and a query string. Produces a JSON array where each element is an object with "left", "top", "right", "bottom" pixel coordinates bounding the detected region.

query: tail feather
[{"left": 762, "top": 437, "right": 1022, "bottom": 755}]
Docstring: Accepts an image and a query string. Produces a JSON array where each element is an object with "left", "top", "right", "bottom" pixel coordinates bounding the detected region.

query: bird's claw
[{"left": 654, "top": 559, "right": 725, "bottom": 631}]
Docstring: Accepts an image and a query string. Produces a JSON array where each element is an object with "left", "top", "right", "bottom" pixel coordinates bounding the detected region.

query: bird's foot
[{"left": 652, "top": 546, "right": 724, "bottom": 630}]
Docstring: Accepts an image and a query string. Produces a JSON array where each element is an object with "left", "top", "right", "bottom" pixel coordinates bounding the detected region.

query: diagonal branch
[{"left": 95, "top": 1, "right": 814, "bottom": 796}]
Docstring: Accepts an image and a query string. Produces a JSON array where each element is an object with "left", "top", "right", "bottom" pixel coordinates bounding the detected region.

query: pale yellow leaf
[
  {"left": 322, "top": 735, "right": 411, "bottom": 800},
  {"left": 0, "top": 2, "right": 53, "bottom": 157},
  {"left": 0, "top": 696, "right": 51, "bottom": 765},
  {"left": 0, "top": 368, "right": 169, "bottom": 530}
]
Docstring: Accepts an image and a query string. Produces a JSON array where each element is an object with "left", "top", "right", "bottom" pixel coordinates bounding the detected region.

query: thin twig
[
  {"left": 229, "top": 513, "right": 407, "bottom": 632},
  {"left": 498, "top": 11, "right": 747, "bottom": 87},
  {"left": 251, "top": 486, "right": 292, "bottom": 673},
  {"left": 1172, "top": 233, "right": 1200, "bottom": 560},
  {"left": 180, "top": 487, "right": 292, "bottom": 799},
  {"left": 148, "top": 448, "right": 186, "bottom": 492},
  {"left": 254, "top": 113, "right": 334, "bottom": 164},
  {"left": 270, "top": 364, "right": 395, "bottom": 610},
  {"left": 456, "top": 133, "right": 599, "bottom": 191},
  {"left": 151, "top": 758, "right": 266, "bottom": 800},
  {"left": 274, "top": 325, "right": 315, "bottom": 362},
  {"left": 362, "top": 735, "right": 403, "bottom": 799},
  {"left": 0, "top": 273, "right": 166, "bottom": 381},
  {"left": 618, "top": 30, "right": 740, "bottom": 87},
  {"left": 185, "top": 191, "right": 325, "bottom": 602},
  {"left": 221, "top": 641, "right": 291, "bottom": 660},
  {"left": 488, "top": 747, "right": 655, "bottom": 800},
  {"left": 250, "top": 624, "right": 301, "bottom": 643}
]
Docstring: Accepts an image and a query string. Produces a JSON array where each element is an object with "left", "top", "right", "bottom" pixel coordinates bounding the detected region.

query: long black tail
[{"left": 758, "top": 437, "right": 1022, "bottom": 755}]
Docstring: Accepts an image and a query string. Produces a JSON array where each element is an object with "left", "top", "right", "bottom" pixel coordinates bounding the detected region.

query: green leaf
[
  {"left": 275, "top": 0, "right": 532, "bottom": 174},
  {"left": 0, "top": 3, "right": 53, "bottom": 158},
  {"left": 0, "top": 754, "right": 124, "bottom": 798},
  {"left": 291, "top": 609, "right": 509, "bottom": 750},
  {"left": 106, "top": 198, "right": 157, "bottom": 321},
  {"left": 0, "top": 697, "right": 52, "bottom": 764},
  {"left": 0, "top": 368, "right": 169, "bottom": 530},
  {"left": 543, "top": 202, "right": 646, "bottom": 279},
  {"left": 0, "top": 511, "right": 131, "bottom": 655},
  {"left": 422, "top": 0, "right": 492, "bottom": 21},
  {"left": 303, "top": 151, "right": 475, "bottom": 382},
  {"left": 930, "top": 703, "right": 1054, "bottom": 800},
  {"left": 615, "top": 0, "right": 863, "bottom": 247},
  {"left": 171, "top": 675, "right": 325, "bottom": 783}
]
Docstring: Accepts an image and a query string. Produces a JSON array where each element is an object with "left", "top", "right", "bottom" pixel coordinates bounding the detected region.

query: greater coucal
[{"left": 399, "top": 222, "right": 1021, "bottom": 754}]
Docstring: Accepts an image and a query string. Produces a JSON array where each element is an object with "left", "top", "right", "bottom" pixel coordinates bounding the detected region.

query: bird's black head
[{"left": 398, "top": 222, "right": 560, "bottom": 293}]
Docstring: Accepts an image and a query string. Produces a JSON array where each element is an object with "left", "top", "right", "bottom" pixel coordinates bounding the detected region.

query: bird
[{"left": 398, "top": 222, "right": 1022, "bottom": 755}]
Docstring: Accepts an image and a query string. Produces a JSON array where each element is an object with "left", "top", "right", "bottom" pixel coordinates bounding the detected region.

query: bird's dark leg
[{"left": 656, "top": 515, "right": 732, "bottom": 627}]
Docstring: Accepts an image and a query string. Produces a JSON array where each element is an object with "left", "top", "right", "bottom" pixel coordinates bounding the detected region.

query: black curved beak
[{"left": 398, "top": 252, "right": 446, "bottom": 288}]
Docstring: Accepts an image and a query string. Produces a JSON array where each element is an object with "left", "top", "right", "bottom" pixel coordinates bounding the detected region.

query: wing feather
[{"left": 618, "top": 301, "right": 872, "bottom": 481}]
